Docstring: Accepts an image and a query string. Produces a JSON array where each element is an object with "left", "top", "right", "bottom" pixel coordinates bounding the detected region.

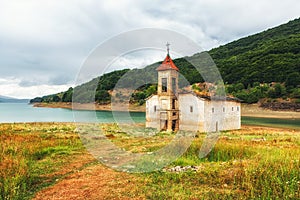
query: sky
[{"left": 0, "top": 0, "right": 299, "bottom": 99}]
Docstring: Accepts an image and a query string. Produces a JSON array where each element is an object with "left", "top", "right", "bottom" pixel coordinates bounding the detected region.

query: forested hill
[
  {"left": 31, "top": 18, "right": 300, "bottom": 104},
  {"left": 209, "top": 17, "right": 300, "bottom": 86}
]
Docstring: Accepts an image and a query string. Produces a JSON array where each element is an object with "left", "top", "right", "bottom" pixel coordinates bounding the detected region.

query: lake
[
  {"left": 241, "top": 116, "right": 300, "bottom": 130},
  {"left": 0, "top": 103, "right": 145, "bottom": 123},
  {"left": 0, "top": 103, "right": 299, "bottom": 129}
]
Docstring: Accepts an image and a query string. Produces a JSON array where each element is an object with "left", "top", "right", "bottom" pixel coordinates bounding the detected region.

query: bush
[
  {"left": 291, "top": 88, "right": 300, "bottom": 98},
  {"left": 95, "top": 90, "right": 110, "bottom": 103}
]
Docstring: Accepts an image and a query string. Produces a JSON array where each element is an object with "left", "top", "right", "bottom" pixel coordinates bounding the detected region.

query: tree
[
  {"left": 291, "top": 88, "right": 300, "bottom": 98},
  {"left": 62, "top": 87, "right": 73, "bottom": 102},
  {"left": 286, "top": 72, "right": 300, "bottom": 88},
  {"left": 29, "top": 97, "right": 43, "bottom": 104},
  {"left": 274, "top": 83, "right": 286, "bottom": 97},
  {"left": 235, "top": 83, "right": 245, "bottom": 91},
  {"left": 267, "top": 83, "right": 286, "bottom": 98},
  {"left": 145, "top": 85, "right": 157, "bottom": 97},
  {"left": 95, "top": 90, "right": 110, "bottom": 104},
  {"left": 52, "top": 95, "right": 61, "bottom": 102},
  {"left": 226, "top": 84, "right": 235, "bottom": 93}
]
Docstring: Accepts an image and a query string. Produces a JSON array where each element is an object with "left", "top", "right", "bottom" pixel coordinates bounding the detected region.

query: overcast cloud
[{"left": 0, "top": 0, "right": 299, "bottom": 98}]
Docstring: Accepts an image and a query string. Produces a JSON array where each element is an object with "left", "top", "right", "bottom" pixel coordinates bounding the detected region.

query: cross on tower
[{"left": 166, "top": 42, "right": 170, "bottom": 55}]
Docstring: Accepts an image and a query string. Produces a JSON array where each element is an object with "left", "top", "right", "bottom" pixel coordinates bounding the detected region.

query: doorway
[
  {"left": 160, "top": 120, "right": 168, "bottom": 130},
  {"left": 172, "top": 120, "right": 177, "bottom": 131}
]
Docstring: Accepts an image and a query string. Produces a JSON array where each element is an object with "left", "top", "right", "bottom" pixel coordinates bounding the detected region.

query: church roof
[
  {"left": 156, "top": 54, "right": 179, "bottom": 71},
  {"left": 179, "top": 91, "right": 242, "bottom": 102}
]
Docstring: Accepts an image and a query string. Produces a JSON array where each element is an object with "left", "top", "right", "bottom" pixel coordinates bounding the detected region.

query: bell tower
[{"left": 156, "top": 43, "right": 179, "bottom": 131}]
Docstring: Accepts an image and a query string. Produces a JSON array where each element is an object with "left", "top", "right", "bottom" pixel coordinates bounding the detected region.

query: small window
[
  {"left": 232, "top": 107, "right": 234, "bottom": 111},
  {"left": 223, "top": 107, "right": 225, "bottom": 112},
  {"left": 190, "top": 106, "right": 193, "bottom": 113},
  {"left": 212, "top": 108, "right": 214, "bottom": 113},
  {"left": 162, "top": 78, "right": 167, "bottom": 92},
  {"left": 154, "top": 106, "right": 157, "bottom": 112},
  {"left": 237, "top": 106, "right": 239, "bottom": 111},
  {"left": 172, "top": 78, "right": 177, "bottom": 94},
  {"left": 172, "top": 99, "right": 176, "bottom": 109}
]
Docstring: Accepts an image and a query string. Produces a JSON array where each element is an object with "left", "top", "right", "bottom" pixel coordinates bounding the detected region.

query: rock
[
  {"left": 163, "top": 165, "right": 200, "bottom": 173},
  {"left": 260, "top": 102, "right": 300, "bottom": 112},
  {"left": 251, "top": 137, "right": 266, "bottom": 142}
]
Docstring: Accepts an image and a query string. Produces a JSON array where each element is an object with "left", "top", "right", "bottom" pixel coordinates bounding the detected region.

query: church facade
[{"left": 145, "top": 47, "right": 241, "bottom": 132}]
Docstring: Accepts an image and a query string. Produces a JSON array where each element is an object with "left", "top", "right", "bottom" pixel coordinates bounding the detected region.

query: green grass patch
[
  {"left": 0, "top": 123, "right": 85, "bottom": 200},
  {"left": 33, "top": 146, "right": 73, "bottom": 160}
]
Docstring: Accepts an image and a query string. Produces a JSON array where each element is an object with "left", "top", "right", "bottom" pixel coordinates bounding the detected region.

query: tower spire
[
  {"left": 156, "top": 43, "right": 179, "bottom": 71},
  {"left": 166, "top": 42, "right": 170, "bottom": 55}
]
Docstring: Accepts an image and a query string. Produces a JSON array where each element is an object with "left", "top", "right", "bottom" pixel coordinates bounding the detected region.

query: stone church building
[{"left": 146, "top": 46, "right": 241, "bottom": 132}]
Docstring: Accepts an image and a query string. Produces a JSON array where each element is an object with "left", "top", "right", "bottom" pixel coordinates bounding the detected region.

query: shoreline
[
  {"left": 241, "top": 104, "right": 300, "bottom": 119},
  {"left": 33, "top": 102, "right": 300, "bottom": 119},
  {"left": 33, "top": 102, "right": 146, "bottom": 112}
]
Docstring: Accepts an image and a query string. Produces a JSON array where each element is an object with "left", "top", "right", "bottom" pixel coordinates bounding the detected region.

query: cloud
[
  {"left": 0, "top": 77, "right": 73, "bottom": 99},
  {"left": 0, "top": 0, "right": 299, "bottom": 98}
]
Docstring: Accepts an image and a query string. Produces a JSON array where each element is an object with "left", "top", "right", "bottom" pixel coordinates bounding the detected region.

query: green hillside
[
  {"left": 30, "top": 18, "right": 300, "bottom": 105},
  {"left": 209, "top": 17, "right": 300, "bottom": 85}
]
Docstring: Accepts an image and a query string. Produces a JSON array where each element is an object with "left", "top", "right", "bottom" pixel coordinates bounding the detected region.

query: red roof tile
[{"left": 156, "top": 54, "right": 179, "bottom": 71}]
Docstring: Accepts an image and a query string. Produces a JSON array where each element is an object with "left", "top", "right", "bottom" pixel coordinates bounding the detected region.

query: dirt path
[
  {"left": 32, "top": 125, "right": 299, "bottom": 199},
  {"left": 33, "top": 154, "right": 144, "bottom": 200}
]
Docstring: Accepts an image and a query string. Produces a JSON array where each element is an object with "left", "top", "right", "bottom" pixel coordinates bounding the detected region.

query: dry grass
[
  {"left": 140, "top": 126, "right": 300, "bottom": 199},
  {"left": 0, "top": 123, "right": 86, "bottom": 200},
  {"left": 1, "top": 123, "right": 299, "bottom": 199}
]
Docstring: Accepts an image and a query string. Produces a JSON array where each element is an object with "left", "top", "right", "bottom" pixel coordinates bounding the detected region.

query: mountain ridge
[
  {"left": 30, "top": 17, "right": 300, "bottom": 104},
  {"left": 0, "top": 95, "right": 29, "bottom": 103}
]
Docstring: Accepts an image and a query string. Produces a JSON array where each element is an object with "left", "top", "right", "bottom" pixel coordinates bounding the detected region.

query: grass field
[
  {"left": 0, "top": 123, "right": 87, "bottom": 200},
  {"left": 0, "top": 123, "right": 299, "bottom": 199}
]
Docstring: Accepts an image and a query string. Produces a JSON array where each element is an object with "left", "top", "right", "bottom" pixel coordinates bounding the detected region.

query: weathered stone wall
[
  {"left": 178, "top": 94, "right": 204, "bottom": 131},
  {"left": 145, "top": 95, "right": 159, "bottom": 129},
  {"left": 204, "top": 100, "right": 241, "bottom": 132},
  {"left": 147, "top": 93, "right": 241, "bottom": 132}
]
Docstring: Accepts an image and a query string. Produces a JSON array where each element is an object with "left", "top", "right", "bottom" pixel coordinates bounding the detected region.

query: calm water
[
  {"left": 0, "top": 103, "right": 299, "bottom": 129},
  {"left": 0, "top": 103, "right": 145, "bottom": 123},
  {"left": 242, "top": 116, "right": 300, "bottom": 130}
]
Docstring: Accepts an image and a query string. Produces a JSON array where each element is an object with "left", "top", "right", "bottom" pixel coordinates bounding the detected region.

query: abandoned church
[{"left": 145, "top": 45, "right": 241, "bottom": 132}]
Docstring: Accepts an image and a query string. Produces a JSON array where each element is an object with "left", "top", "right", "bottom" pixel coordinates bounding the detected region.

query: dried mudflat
[{"left": 242, "top": 103, "right": 300, "bottom": 119}]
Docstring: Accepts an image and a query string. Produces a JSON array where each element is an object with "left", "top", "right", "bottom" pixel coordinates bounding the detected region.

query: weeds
[
  {"left": 140, "top": 127, "right": 300, "bottom": 199},
  {"left": 0, "top": 123, "right": 299, "bottom": 199},
  {"left": 0, "top": 123, "right": 83, "bottom": 200}
]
